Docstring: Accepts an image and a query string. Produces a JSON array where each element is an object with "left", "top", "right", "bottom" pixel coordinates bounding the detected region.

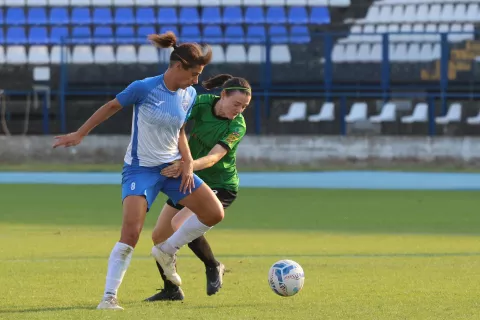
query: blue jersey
[{"left": 116, "top": 74, "right": 197, "bottom": 167}]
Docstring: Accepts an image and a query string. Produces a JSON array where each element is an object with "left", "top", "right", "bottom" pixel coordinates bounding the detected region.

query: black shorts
[{"left": 166, "top": 188, "right": 237, "bottom": 210}]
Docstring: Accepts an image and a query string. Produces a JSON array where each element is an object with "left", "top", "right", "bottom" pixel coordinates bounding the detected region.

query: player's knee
[
  {"left": 202, "top": 204, "right": 224, "bottom": 226},
  {"left": 151, "top": 228, "right": 163, "bottom": 245},
  {"left": 171, "top": 217, "right": 182, "bottom": 231},
  {"left": 120, "top": 226, "right": 142, "bottom": 248}
]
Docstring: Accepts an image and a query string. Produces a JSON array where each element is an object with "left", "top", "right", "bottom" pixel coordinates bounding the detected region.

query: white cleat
[
  {"left": 97, "top": 295, "right": 124, "bottom": 310},
  {"left": 151, "top": 245, "right": 182, "bottom": 286}
]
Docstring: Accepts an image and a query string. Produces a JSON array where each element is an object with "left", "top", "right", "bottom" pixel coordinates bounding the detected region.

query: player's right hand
[
  {"left": 52, "top": 131, "right": 83, "bottom": 148},
  {"left": 180, "top": 160, "right": 195, "bottom": 194},
  {"left": 161, "top": 160, "right": 182, "bottom": 178}
]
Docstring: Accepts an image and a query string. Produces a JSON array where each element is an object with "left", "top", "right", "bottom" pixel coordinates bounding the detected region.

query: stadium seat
[
  {"left": 50, "top": 45, "right": 71, "bottom": 64},
  {"left": 29, "top": 27, "right": 49, "bottom": 44},
  {"left": 345, "top": 102, "right": 367, "bottom": 123},
  {"left": 308, "top": 102, "right": 335, "bottom": 122},
  {"left": 181, "top": 0, "right": 199, "bottom": 5},
  {"left": 245, "top": 7, "right": 265, "bottom": 24},
  {"left": 93, "top": 0, "right": 112, "bottom": 5},
  {"left": 28, "top": 8, "right": 48, "bottom": 25},
  {"left": 115, "top": 8, "right": 135, "bottom": 25},
  {"left": 310, "top": 7, "right": 330, "bottom": 24},
  {"left": 243, "top": 0, "right": 264, "bottom": 5},
  {"left": 466, "top": 4, "right": 480, "bottom": 23},
  {"left": 247, "top": 26, "right": 266, "bottom": 44},
  {"left": 181, "top": 26, "right": 201, "bottom": 42},
  {"left": 201, "top": 0, "right": 219, "bottom": 6},
  {"left": 6, "top": 45, "right": 27, "bottom": 64},
  {"left": 7, "top": 27, "right": 27, "bottom": 44},
  {"left": 93, "top": 8, "right": 113, "bottom": 25},
  {"left": 159, "top": 25, "right": 178, "bottom": 36},
  {"left": 203, "top": 25, "right": 223, "bottom": 44},
  {"left": 247, "top": 45, "right": 265, "bottom": 63},
  {"left": 72, "top": 27, "right": 91, "bottom": 44},
  {"left": 158, "top": 8, "right": 178, "bottom": 25},
  {"left": 201, "top": 7, "right": 222, "bottom": 25},
  {"left": 71, "top": 8, "right": 91, "bottom": 25},
  {"left": 137, "top": 45, "right": 157, "bottom": 63},
  {"left": 210, "top": 45, "right": 225, "bottom": 63},
  {"left": 271, "top": 45, "right": 291, "bottom": 63},
  {"left": 0, "top": 9, "right": 4, "bottom": 26},
  {"left": 467, "top": 110, "right": 480, "bottom": 125},
  {"left": 179, "top": 7, "right": 200, "bottom": 25},
  {"left": 401, "top": 103, "right": 428, "bottom": 123},
  {"left": 113, "top": 0, "right": 132, "bottom": 6},
  {"left": 138, "top": 26, "right": 157, "bottom": 43},
  {"left": 223, "top": 7, "right": 243, "bottom": 25},
  {"left": 266, "top": 6, "right": 287, "bottom": 24},
  {"left": 49, "top": 8, "right": 69, "bottom": 25},
  {"left": 72, "top": 45, "right": 94, "bottom": 64},
  {"left": 221, "top": 0, "right": 241, "bottom": 5},
  {"left": 116, "top": 45, "right": 137, "bottom": 63},
  {"left": 70, "top": 0, "right": 90, "bottom": 5},
  {"left": 5, "top": 0, "right": 26, "bottom": 6},
  {"left": 288, "top": 7, "right": 308, "bottom": 24},
  {"left": 116, "top": 26, "right": 135, "bottom": 44},
  {"left": 290, "top": 25, "right": 310, "bottom": 44},
  {"left": 330, "top": 0, "right": 350, "bottom": 6},
  {"left": 157, "top": 0, "right": 177, "bottom": 6},
  {"left": 225, "top": 26, "right": 245, "bottom": 44},
  {"left": 6, "top": 8, "right": 26, "bottom": 25},
  {"left": 136, "top": 8, "right": 156, "bottom": 25},
  {"left": 94, "top": 45, "right": 115, "bottom": 64},
  {"left": 436, "top": 103, "right": 462, "bottom": 124},
  {"left": 135, "top": 0, "right": 155, "bottom": 5},
  {"left": 225, "top": 45, "right": 247, "bottom": 63},
  {"left": 27, "top": 0, "right": 48, "bottom": 5},
  {"left": 28, "top": 45, "right": 50, "bottom": 64},
  {"left": 48, "top": 0, "right": 68, "bottom": 5},
  {"left": 93, "top": 26, "right": 114, "bottom": 44},
  {"left": 369, "top": 103, "right": 397, "bottom": 123},
  {"left": 0, "top": 46, "right": 5, "bottom": 64},
  {"left": 50, "top": 26, "right": 69, "bottom": 44},
  {"left": 269, "top": 26, "right": 288, "bottom": 44},
  {"left": 279, "top": 102, "right": 307, "bottom": 122}
]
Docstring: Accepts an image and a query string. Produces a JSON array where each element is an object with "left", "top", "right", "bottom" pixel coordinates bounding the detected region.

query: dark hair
[
  {"left": 148, "top": 31, "right": 212, "bottom": 69},
  {"left": 202, "top": 74, "right": 251, "bottom": 96}
]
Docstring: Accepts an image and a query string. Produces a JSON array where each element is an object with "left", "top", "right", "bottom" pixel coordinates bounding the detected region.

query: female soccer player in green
[{"left": 145, "top": 74, "right": 251, "bottom": 301}]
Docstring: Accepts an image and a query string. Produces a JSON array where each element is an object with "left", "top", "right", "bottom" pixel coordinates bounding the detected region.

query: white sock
[
  {"left": 158, "top": 215, "right": 212, "bottom": 255},
  {"left": 103, "top": 242, "right": 134, "bottom": 298}
]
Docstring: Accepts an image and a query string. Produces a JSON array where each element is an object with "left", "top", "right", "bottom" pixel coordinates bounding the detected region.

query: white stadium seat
[
  {"left": 271, "top": 45, "right": 291, "bottom": 63},
  {"left": 401, "top": 103, "right": 428, "bottom": 123},
  {"left": 226, "top": 45, "right": 247, "bottom": 63},
  {"left": 436, "top": 103, "right": 462, "bottom": 124},
  {"left": 248, "top": 45, "right": 265, "bottom": 63},
  {"left": 28, "top": 46, "right": 50, "bottom": 65},
  {"left": 279, "top": 102, "right": 307, "bottom": 122},
  {"left": 0, "top": 46, "right": 5, "bottom": 64},
  {"left": 50, "top": 46, "right": 71, "bottom": 64},
  {"left": 308, "top": 102, "right": 335, "bottom": 122},
  {"left": 210, "top": 45, "right": 226, "bottom": 64},
  {"left": 345, "top": 102, "right": 367, "bottom": 123},
  {"left": 137, "top": 45, "right": 158, "bottom": 63},
  {"left": 370, "top": 103, "right": 397, "bottom": 123},
  {"left": 94, "top": 45, "right": 115, "bottom": 64},
  {"left": 72, "top": 45, "right": 94, "bottom": 64},
  {"left": 6, "top": 46, "right": 27, "bottom": 64},
  {"left": 116, "top": 45, "right": 137, "bottom": 64}
]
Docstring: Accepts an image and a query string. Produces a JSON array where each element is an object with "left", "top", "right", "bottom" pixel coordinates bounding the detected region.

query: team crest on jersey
[
  {"left": 182, "top": 99, "right": 190, "bottom": 111},
  {"left": 225, "top": 131, "right": 241, "bottom": 144}
]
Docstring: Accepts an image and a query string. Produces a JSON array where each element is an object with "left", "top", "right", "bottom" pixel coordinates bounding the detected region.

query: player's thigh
[
  {"left": 171, "top": 207, "right": 195, "bottom": 231},
  {"left": 152, "top": 203, "right": 179, "bottom": 244},
  {"left": 120, "top": 195, "right": 148, "bottom": 247},
  {"left": 177, "top": 183, "right": 224, "bottom": 226}
]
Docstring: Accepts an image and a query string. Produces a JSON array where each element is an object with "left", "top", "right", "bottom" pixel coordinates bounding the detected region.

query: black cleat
[
  {"left": 143, "top": 287, "right": 185, "bottom": 302},
  {"left": 206, "top": 262, "right": 225, "bottom": 296}
]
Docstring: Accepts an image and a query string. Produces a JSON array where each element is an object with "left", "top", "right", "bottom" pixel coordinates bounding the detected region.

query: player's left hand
[
  {"left": 161, "top": 160, "right": 182, "bottom": 178},
  {"left": 180, "top": 159, "right": 195, "bottom": 194}
]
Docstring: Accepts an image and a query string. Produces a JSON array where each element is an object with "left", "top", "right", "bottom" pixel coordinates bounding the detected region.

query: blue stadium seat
[
  {"left": 115, "top": 8, "right": 135, "bottom": 25},
  {"left": 245, "top": 7, "right": 264, "bottom": 24},
  {"left": 136, "top": 8, "right": 156, "bottom": 25},
  {"left": 158, "top": 8, "right": 177, "bottom": 25},
  {"left": 290, "top": 25, "right": 310, "bottom": 44},
  {"left": 7, "top": 27, "right": 27, "bottom": 44},
  {"left": 181, "top": 26, "right": 201, "bottom": 42},
  {"left": 6, "top": 8, "right": 26, "bottom": 25},
  {"left": 28, "top": 8, "right": 47, "bottom": 25},
  {"left": 159, "top": 25, "right": 178, "bottom": 36},
  {"left": 72, "top": 26, "right": 91, "bottom": 44},
  {"left": 71, "top": 8, "right": 91, "bottom": 25},
  {"left": 116, "top": 26, "right": 135, "bottom": 44},
  {"left": 201, "top": 7, "right": 222, "bottom": 25},
  {"left": 0, "top": 28, "right": 4, "bottom": 44},
  {"left": 28, "top": 27, "right": 49, "bottom": 44},
  {"left": 288, "top": 7, "right": 308, "bottom": 25},
  {"left": 223, "top": 7, "right": 242, "bottom": 24},
  {"left": 266, "top": 6, "right": 286, "bottom": 24},
  {"left": 50, "top": 26, "right": 69, "bottom": 44},
  {"left": 269, "top": 26, "right": 288, "bottom": 44},
  {"left": 137, "top": 25, "right": 156, "bottom": 43},
  {"left": 94, "top": 26, "right": 114, "bottom": 44},
  {"left": 179, "top": 7, "right": 200, "bottom": 25},
  {"left": 203, "top": 25, "right": 223, "bottom": 44},
  {"left": 0, "top": 9, "right": 4, "bottom": 26},
  {"left": 310, "top": 7, "right": 330, "bottom": 24},
  {"left": 247, "top": 26, "right": 266, "bottom": 44},
  {"left": 93, "top": 8, "right": 113, "bottom": 25},
  {"left": 49, "top": 8, "right": 69, "bottom": 25},
  {"left": 225, "top": 26, "right": 245, "bottom": 44}
]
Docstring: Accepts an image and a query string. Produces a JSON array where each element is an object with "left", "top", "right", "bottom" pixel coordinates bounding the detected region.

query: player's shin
[{"left": 103, "top": 242, "right": 134, "bottom": 298}]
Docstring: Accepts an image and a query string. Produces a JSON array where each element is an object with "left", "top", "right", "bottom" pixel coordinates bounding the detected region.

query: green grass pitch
[{"left": 1, "top": 185, "right": 480, "bottom": 319}]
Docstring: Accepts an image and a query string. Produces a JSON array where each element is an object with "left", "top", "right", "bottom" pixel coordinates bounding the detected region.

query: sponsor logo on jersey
[{"left": 224, "top": 131, "right": 241, "bottom": 144}]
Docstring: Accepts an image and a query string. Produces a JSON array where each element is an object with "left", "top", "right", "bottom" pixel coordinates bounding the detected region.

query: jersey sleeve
[
  {"left": 115, "top": 80, "right": 147, "bottom": 108},
  {"left": 218, "top": 121, "right": 246, "bottom": 151}
]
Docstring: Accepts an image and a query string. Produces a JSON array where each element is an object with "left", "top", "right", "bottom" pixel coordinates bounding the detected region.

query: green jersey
[{"left": 188, "top": 94, "right": 246, "bottom": 192}]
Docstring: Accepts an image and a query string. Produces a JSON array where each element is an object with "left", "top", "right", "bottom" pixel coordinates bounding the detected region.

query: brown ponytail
[{"left": 202, "top": 74, "right": 252, "bottom": 96}]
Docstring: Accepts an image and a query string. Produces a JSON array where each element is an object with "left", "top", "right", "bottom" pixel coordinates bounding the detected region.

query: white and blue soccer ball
[{"left": 268, "top": 259, "right": 305, "bottom": 297}]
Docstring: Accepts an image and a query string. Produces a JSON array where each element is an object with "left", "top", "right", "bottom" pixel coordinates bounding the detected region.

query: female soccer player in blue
[{"left": 52, "top": 31, "right": 224, "bottom": 310}]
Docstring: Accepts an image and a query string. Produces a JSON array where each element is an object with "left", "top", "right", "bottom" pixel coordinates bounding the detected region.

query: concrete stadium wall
[{"left": 1, "top": 135, "right": 480, "bottom": 166}]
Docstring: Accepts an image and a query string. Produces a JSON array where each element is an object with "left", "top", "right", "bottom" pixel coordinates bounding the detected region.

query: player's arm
[
  {"left": 192, "top": 144, "right": 228, "bottom": 171},
  {"left": 177, "top": 124, "right": 195, "bottom": 193}
]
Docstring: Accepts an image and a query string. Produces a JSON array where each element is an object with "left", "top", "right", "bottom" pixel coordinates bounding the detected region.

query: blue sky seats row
[
  {"left": 2, "top": 0, "right": 350, "bottom": 6},
  {"left": 0, "top": 25, "right": 311, "bottom": 44},
  {"left": 0, "top": 6, "right": 330, "bottom": 25}
]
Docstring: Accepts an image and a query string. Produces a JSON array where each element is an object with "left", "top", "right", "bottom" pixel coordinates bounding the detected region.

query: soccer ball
[{"left": 268, "top": 259, "right": 305, "bottom": 297}]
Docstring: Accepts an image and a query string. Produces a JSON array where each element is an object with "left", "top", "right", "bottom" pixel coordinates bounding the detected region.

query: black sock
[
  {"left": 155, "top": 261, "right": 178, "bottom": 290},
  {"left": 188, "top": 236, "right": 219, "bottom": 268}
]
